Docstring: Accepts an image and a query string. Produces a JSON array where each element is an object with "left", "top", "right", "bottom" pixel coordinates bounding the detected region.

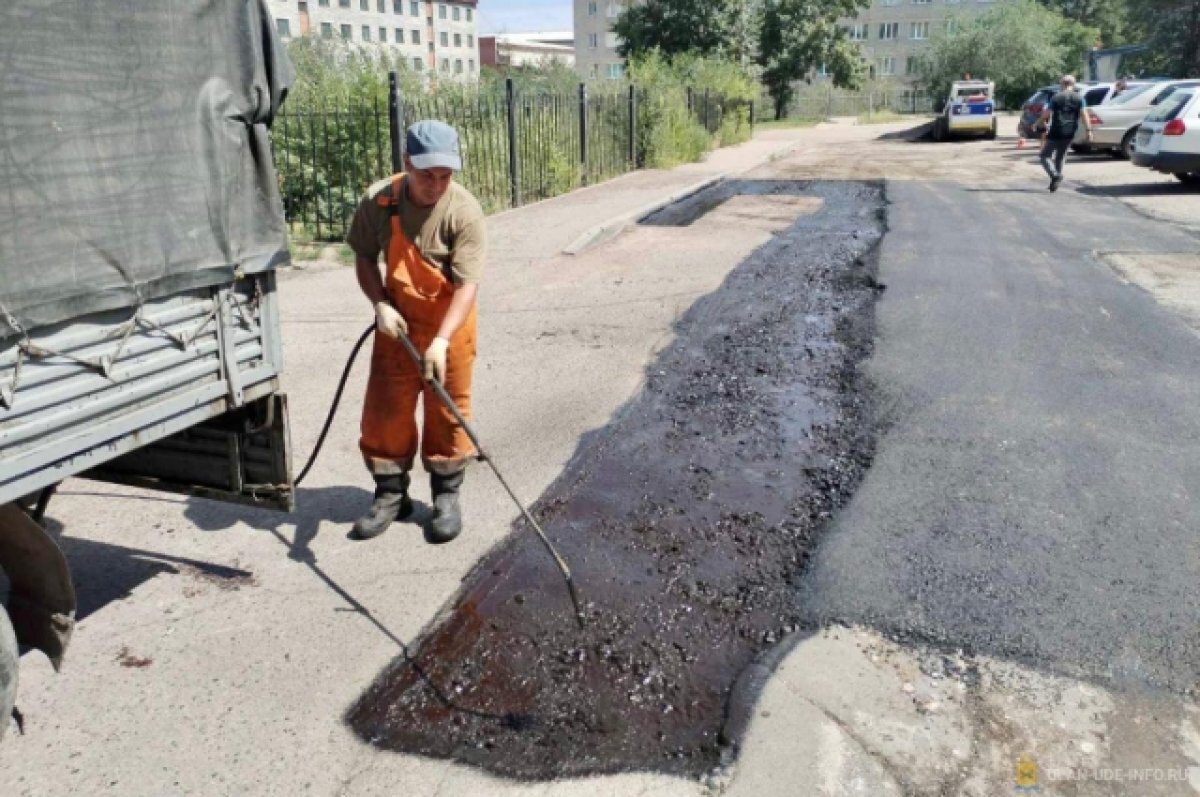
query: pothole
[{"left": 348, "top": 181, "right": 888, "bottom": 780}]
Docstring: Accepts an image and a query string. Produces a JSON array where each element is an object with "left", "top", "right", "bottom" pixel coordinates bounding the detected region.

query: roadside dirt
[{"left": 347, "top": 181, "right": 887, "bottom": 779}]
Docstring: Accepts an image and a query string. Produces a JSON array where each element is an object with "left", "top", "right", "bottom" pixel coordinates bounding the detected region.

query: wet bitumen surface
[{"left": 348, "top": 181, "right": 888, "bottom": 780}]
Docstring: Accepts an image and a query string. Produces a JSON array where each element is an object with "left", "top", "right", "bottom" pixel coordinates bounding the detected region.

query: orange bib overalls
[{"left": 359, "top": 175, "right": 477, "bottom": 477}]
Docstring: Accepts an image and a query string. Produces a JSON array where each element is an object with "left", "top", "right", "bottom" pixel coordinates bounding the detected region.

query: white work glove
[
  {"left": 423, "top": 337, "right": 449, "bottom": 384},
  {"left": 374, "top": 301, "right": 407, "bottom": 340}
]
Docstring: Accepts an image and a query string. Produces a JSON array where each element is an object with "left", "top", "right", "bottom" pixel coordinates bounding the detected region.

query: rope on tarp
[{"left": 0, "top": 280, "right": 253, "bottom": 410}]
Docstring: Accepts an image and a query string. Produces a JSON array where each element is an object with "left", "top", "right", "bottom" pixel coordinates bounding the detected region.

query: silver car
[{"left": 1083, "top": 80, "right": 1200, "bottom": 159}]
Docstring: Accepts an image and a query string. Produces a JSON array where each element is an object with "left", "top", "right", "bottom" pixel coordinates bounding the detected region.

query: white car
[
  {"left": 1083, "top": 79, "right": 1200, "bottom": 159},
  {"left": 932, "top": 80, "right": 997, "bottom": 141},
  {"left": 1132, "top": 88, "right": 1200, "bottom": 184}
]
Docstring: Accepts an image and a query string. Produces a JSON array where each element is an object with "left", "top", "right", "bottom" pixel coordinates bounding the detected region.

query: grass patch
[
  {"left": 754, "top": 117, "right": 823, "bottom": 130},
  {"left": 287, "top": 232, "right": 355, "bottom": 266},
  {"left": 855, "top": 110, "right": 910, "bottom": 125}
]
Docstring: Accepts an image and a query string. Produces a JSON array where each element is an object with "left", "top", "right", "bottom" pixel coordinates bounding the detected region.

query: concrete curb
[
  {"left": 562, "top": 175, "right": 727, "bottom": 256},
  {"left": 562, "top": 138, "right": 807, "bottom": 256}
]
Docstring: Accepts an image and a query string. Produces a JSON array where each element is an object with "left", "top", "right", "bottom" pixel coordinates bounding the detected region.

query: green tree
[
  {"left": 757, "top": 0, "right": 870, "bottom": 119},
  {"left": 913, "top": 0, "right": 1097, "bottom": 108},
  {"left": 1040, "top": 0, "right": 1130, "bottom": 48},
  {"left": 1123, "top": 0, "right": 1200, "bottom": 77},
  {"left": 614, "top": 0, "right": 747, "bottom": 59}
]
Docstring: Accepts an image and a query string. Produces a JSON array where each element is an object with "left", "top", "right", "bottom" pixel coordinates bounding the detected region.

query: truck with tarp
[{"left": 0, "top": 0, "right": 296, "bottom": 735}]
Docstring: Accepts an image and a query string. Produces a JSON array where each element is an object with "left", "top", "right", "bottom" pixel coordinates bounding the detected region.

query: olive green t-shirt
[{"left": 345, "top": 175, "right": 487, "bottom": 285}]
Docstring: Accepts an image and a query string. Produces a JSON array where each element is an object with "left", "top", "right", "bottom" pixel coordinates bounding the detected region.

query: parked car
[
  {"left": 1083, "top": 80, "right": 1200, "bottom": 159},
  {"left": 1071, "top": 81, "right": 1156, "bottom": 152},
  {"left": 1020, "top": 82, "right": 1154, "bottom": 146},
  {"left": 1131, "top": 88, "right": 1200, "bottom": 184},
  {"left": 1019, "top": 86, "right": 1056, "bottom": 138},
  {"left": 932, "top": 80, "right": 997, "bottom": 141}
]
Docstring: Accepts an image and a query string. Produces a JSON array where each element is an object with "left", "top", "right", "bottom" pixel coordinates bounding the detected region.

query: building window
[
  {"left": 911, "top": 21, "right": 930, "bottom": 39},
  {"left": 589, "top": 63, "right": 599, "bottom": 78},
  {"left": 588, "top": 1, "right": 598, "bottom": 14},
  {"left": 393, "top": 0, "right": 402, "bottom": 12},
  {"left": 468, "top": 59, "right": 475, "bottom": 71},
  {"left": 360, "top": 0, "right": 368, "bottom": 9},
  {"left": 439, "top": 4, "right": 447, "bottom": 19},
  {"left": 906, "top": 57, "right": 918, "bottom": 75},
  {"left": 848, "top": 23, "right": 868, "bottom": 40},
  {"left": 913, "top": 0, "right": 932, "bottom": 4},
  {"left": 441, "top": 58, "right": 450, "bottom": 72},
  {"left": 412, "top": 29, "right": 421, "bottom": 43},
  {"left": 410, "top": 1, "right": 419, "bottom": 15},
  {"left": 454, "top": 33, "right": 461, "bottom": 47},
  {"left": 453, "top": 5, "right": 460, "bottom": 20},
  {"left": 879, "top": 57, "right": 896, "bottom": 75},
  {"left": 607, "top": 63, "right": 624, "bottom": 79},
  {"left": 320, "top": 21, "right": 333, "bottom": 36},
  {"left": 379, "top": 27, "right": 387, "bottom": 41},
  {"left": 879, "top": 22, "right": 899, "bottom": 39},
  {"left": 339, "top": 0, "right": 350, "bottom": 7},
  {"left": 881, "top": 0, "right": 899, "bottom": 6},
  {"left": 588, "top": 32, "right": 599, "bottom": 48},
  {"left": 440, "top": 31, "right": 449, "bottom": 46},
  {"left": 341, "top": 23, "right": 352, "bottom": 39},
  {"left": 467, "top": 34, "right": 473, "bottom": 47},
  {"left": 413, "top": 57, "right": 423, "bottom": 70},
  {"left": 396, "top": 28, "right": 404, "bottom": 42},
  {"left": 818, "top": 63, "right": 829, "bottom": 77},
  {"left": 362, "top": 25, "right": 371, "bottom": 41},
  {"left": 466, "top": 8, "right": 472, "bottom": 21},
  {"left": 276, "top": 18, "right": 291, "bottom": 37},
  {"left": 455, "top": 59, "right": 463, "bottom": 74},
  {"left": 378, "top": 0, "right": 386, "bottom": 10},
  {"left": 319, "top": 0, "right": 329, "bottom": 6}
]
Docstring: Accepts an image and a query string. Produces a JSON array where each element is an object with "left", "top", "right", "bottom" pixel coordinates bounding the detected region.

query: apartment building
[
  {"left": 842, "top": 0, "right": 1009, "bottom": 82},
  {"left": 480, "top": 33, "right": 575, "bottom": 69},
  {"left": 573, "top": 0, "right": 631, "bottom": 80},
  {"left": 267, "top": 0, "right": 480, "bottom": 79}
]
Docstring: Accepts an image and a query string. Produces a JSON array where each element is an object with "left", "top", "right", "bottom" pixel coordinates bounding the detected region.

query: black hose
[
  {"left": 294, "top": 324, "right": 374, "bottom": 486},
  {"left": 293, "top": 321, "right": 587, "bottom": 627}
]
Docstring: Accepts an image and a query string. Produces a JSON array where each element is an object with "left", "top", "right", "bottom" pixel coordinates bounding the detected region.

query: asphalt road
[{"left": 799, "top": 171, "right": 1200, "bottom": 693}]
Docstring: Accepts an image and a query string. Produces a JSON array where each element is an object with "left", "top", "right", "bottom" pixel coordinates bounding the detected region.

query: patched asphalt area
[{"left": 347, "top": 181, "right": 888, "bottom": 780}]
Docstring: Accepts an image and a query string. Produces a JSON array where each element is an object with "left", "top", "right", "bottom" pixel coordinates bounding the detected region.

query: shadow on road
[{"left": 1077, "top": 182, "right": 1199, "bottom": 197}]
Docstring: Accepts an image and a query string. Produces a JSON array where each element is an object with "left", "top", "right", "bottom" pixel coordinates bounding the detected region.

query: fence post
[
  {"left": 506, "top": 77, "right": 520, "bottom": 208},
  {"left": 627, "top": 84, "right": 637, "bottom": 167},
  {"left": 388, "top": 71, "right": 403, "bottom": 174},
  {"left": 749, "top": 99, "right": 755, "bottom": 131},
  {"left": 869, "top": 90, "right": 874, "bottom": 120},
  {"left": 827, "top": 85, "right": 834, "bottom": 118},
  {"left": 687, "top": 87, "right": 694, "bottom": 116},
  {"left": 579, "top": 82, "right": 590, "bottom": 186},
  {"left": 703, "top": 89, "right": 710, "bottom": 132}
]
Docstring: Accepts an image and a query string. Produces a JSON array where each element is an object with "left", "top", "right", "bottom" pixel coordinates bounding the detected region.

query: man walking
[
  {"left": 345, "top": 120, "right": 486, "bottom": 544},
  {"left": 1039, "top": 75, "right": 1093, "bottom": 192}
]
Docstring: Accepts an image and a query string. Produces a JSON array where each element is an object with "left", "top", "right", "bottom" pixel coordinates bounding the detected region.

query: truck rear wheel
[
  {"left": 932, "top": 118, "right": 947, "bottom": 142},
  {"left": 1175, "top": 172, "right": 1200, "bottom": 185},
  {"left": 0, "top": 605, "right": 17, "bottom": 742},
  {"left": 986, "top": 119, "right": 998, "bottom": 140}
]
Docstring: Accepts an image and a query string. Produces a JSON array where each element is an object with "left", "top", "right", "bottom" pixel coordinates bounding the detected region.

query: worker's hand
[
  {"left": 423, "top": 337, "right": 449, "bottom": 384},
  {"left": 374, "top": 301, "right": 407, "bottom": 340}
]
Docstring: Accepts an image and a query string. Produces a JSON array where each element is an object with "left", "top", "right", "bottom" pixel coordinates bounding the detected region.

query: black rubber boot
[
  {"left": 351, "top": 473, "right": 414, "bottom": 540},
  {"left": 425, "top": 470, "right": 465, "bottom": 545}
]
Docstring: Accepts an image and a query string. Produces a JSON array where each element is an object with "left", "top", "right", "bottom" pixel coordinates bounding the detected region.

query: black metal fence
[
  {"left": 753, "top": 88, "right": 936, "bottom": 121},
  {"left": 274, "top": 76, "right": 753, "bottom": 242}
]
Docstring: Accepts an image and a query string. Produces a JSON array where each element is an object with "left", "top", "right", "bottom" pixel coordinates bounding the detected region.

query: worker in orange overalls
[{"left": 345, "top": 120, "right": 486, "bottom": 544}]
